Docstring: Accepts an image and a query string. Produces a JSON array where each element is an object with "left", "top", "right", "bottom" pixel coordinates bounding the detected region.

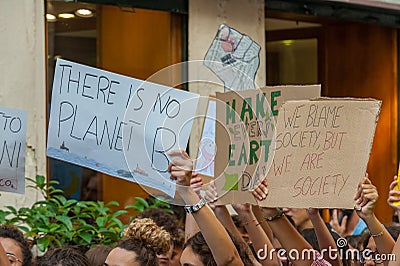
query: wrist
[
  {"left": 184, "top": 196, "right": 207, "bottom": 214},
  {"left": 362, "top": 213, "right": 377, "bottom": 223},
  {"left": 262, "top": 208, "right": 284, "bottom": 221},
  {"left": 261, "top": 207, "right": 279, "bottom": 217},
  {"left": 177, "top": 187, "right": 201, "bottom": 205}
]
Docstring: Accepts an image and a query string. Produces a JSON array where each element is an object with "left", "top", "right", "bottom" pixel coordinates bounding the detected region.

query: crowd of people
[{"left": 1, "top": 149, "right": 400, "bottom": 265}]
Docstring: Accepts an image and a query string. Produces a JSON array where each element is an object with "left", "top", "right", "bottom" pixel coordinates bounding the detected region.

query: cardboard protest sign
[
  {"left": 262, "top": 98, "right": 381, "bottom": 209},
  {"left": 0, "top": 106, "right": 26, "bottom": 194},
  {"left": 47, "top": 59, "right": 200, "bottom": 197},
  {"left": 214, "top": 85, "right": 320, "bottom": 205},
  {"left": 204, "top": 24, "right": 261, "bottom": 91}
]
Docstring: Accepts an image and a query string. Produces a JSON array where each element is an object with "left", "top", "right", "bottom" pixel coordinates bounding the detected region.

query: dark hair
[
  {"left": 386, "top": 225, "right": 400, "bottom": 240},
  {"left": 301, "top": 228, "right": 351, "bottom": 266},
  {"left": 231, "top": 214, "right": 245, "bottom": 230},
  {"left": 144, "top": 195, "right": 186, "bottom": 224},
  {"left": 138, "top": 208, "right": 183, "bottom": 248},
  {"left": 85, "top": 245, "right": 112, "bottom": 266},
  {"left": 36, "top": 247, "right": 89, "bottom": 266},
  {"left": 117, "top": 218, "right": 171, "bottom": 266},
  {"left": 345, "top": 235, "right": 362, "bottom": 249},
  {"left": 115, "top": 239, "right": 159, "bottom": 266},
  {"left": 0, "top": 224, "right": 33, "bottom": 266},
  {"left": 184, "top": 231, "right": 253, "bottom": 266},
  {"left": 359, "top": 231, "right": 371, "bottom": 251}
]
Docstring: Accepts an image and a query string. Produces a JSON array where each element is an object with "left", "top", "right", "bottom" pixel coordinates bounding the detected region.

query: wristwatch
[
  {"left": 263, "top": 208, "right": 284, "bottom": 221},
  {"left": 184, "top": 197, "right": 207, "bottom": 213}
]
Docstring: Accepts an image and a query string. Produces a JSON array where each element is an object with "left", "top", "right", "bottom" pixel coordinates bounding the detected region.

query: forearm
[
  {"left": 178, "top": 187, "right": 243, "bottom": 266},
  {"left": 262, "top": 208, "right": 313, "bottom": 266},
  {"left": 309, "top": 212, "right": 342, "bottom": 266},
  {"left": 388, "top": 236, "right": 400, "bottom": 266},
  {"left": 239, "top": 211, "right": 279, "bottom": 266},
  {"left": 214, "top": 206, "right": 263, "bottom": 266},
  {"left": 253, "top": 205, "right": 274, "bottom": 241},
  {"left": 363, "top": 214, "right": 395, "bottom": 256},
  {"left": 214, "top": 206, "right": 243, "bottom": 239}
]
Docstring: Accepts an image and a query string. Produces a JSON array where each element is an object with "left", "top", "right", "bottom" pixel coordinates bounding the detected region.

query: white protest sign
[
  {"left": 47, "top": 59, "right": 200, "bottom": 197},
  {"left": 204, "top": 24, "right": 261, "bottom": 91},
  {"left": 122, "top": 84, "right": 200, "bottom": 195},
  {"left": 194, "top": 99, "right": 216, "bottom": 177},
  {"left": 0, "top": 106, "right": 26, "bottom": 194},
  {"left": 263, "top": 98, "right": 381, "bottom": 208}
]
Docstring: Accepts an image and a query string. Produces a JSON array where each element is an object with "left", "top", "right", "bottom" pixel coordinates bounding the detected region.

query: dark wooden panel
[{"left": 323, "top": 22, "right": 398, "bottom": 224}]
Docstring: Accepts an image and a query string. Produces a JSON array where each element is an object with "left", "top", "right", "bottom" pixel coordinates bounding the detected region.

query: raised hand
[
  {"left": 252, "top": 178, "right": 269, "bottom": 201},
  {"left": 204, "top": 180, "right": 218, "bottom": 209},
  {"left": 168, "top": 150, "right": 193, "bottom": 187},
  {"left": 329, "top": 209, "right": 347, "bottom": 236},
  {"left": 354, "top": 175, "right": 379, "bottom": 221},
  {"left": 387, "top": 175, "right": 400, "bottom": 211},
  {"left": 190, "top": 172, "right": 203, "bottom": 195}
]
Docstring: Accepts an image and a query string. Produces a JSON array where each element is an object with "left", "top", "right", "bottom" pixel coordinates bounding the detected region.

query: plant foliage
[{"left": 0, "top": 175, "right": 172, "bottom": 252}]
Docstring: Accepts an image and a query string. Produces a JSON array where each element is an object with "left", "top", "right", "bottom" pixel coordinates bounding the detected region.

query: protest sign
[
  {"left": 47, "top": 59, "right": 200, "bottom": 197},
  {"left": 0, "top": 106, "right": 26, "bottom": 194},
  {"left": 263, "top": 98, "right": 381, "bottom": 208},
  {"left": 204, "top": 24, "right": 261, "bottom": 91},
  {"left": 194, "top": 99, "right": 216, "bottom": 177},
  {"left": 214, "top": 85, "right": 320, "bottom": 204}
]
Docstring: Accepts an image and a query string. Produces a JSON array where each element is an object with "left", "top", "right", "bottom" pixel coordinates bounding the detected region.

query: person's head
[
  {"left": 282, "top": 208, "right": 312, "bottom": 232},
  {"left": 358, "top": 231, "right": 385, "bottom": 266},
  {"left": 81, "top": 170, "right": 102, "bottom": 201},
  {"left": 169, "top": 228, "right": 185, "bottom": 266},
  {"left": 181, "top": 231, "right": 253, "bottom": 266},
  {"left": 105, "top": 218, "right": 170, "bottom": 266},
  {"left": 0, "top": 224, "right": 32, "bottom": 266},
  {"left": 138, "top": 208, "right": 183, "bottom": 265},
  {"left": 386, "top": 225, "right": 400, "bottom": 240},
  {"left": 301, "top": 228, "right": 351, "bottom": 266},
  {"left": 36, "top": 247, "right": 89, "bottom": 266},
  {"left": 360, "top": 235, "right": 380, "bottom": 265},
  {"left": 85, "top": 244, "right": 112, "bottom": 266},
  {"left": 345, "top": 235, "right": 362, "bottom": 249}
]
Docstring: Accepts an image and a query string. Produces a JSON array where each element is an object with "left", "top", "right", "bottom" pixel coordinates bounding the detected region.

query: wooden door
[{"left": 98, "top": 6, "right": 183, "bottom": 220}]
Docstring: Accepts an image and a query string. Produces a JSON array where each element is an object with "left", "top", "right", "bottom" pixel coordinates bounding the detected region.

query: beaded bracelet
[
  {"left": 370, "top": 225, "right": 385, "bottom": 238},
  {"left": 263, "top": 208, "right": 284, "bottom": 221},
  {"left": 243, "top": 218, "right": 257, "bottom": 226}
]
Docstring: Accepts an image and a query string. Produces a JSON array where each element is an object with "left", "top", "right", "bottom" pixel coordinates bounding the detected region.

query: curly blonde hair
[{"left": 123, "top": 218, "right": 171, "bottom": 255}]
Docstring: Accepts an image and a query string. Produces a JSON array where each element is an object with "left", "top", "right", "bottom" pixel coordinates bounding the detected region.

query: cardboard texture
[
  {"left": 213, "top": 85, "right": 321, "bottom": 205},
  {"left": 261, "top": 98, "right": 381, "bottom": 208}
]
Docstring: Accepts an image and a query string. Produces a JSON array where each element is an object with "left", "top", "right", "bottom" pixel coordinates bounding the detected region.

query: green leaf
[
  {"left": 64, "top": 199, "right": 78, "bottom": 208},
  {"left": 113, "top": 210, "right": 128, "bottom": 217},
  {"left": 37, "top": 227, "right": 50, "bottom": 233},
  {"left": 79, "top": 232, "right": 92, "bottom": 243},
  {"left": 6, "top": 206, "right": 17, "bottom": 213},
  {"left": 76, "top": 202, "right": 88, "bottom": 208},
  {"left": 164, "top": 209, "right": 174, "bottom": 215},
  {"left": 56, "top": 216, "right": 73, "bottom": 231},
  {"left": 16, "top": 225, "right": 30, "bottom": 233},
  {"left": 37, "top": 237, "right": 50, "bottom": 252},
  {"left": 105, "top": 201, "right": 120, "bottom": 207},
  {"left": 134, "top": 197, "right": 149, "bottom": 208},
  {"left": 35, "top": 175, "right": 46, "bottom": 187},
  {"left": 96, "top": 217, "right": 107, "bottom": 227},
  {"left": 110, "top": 217, "right": 123, "bottom": 229}
]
